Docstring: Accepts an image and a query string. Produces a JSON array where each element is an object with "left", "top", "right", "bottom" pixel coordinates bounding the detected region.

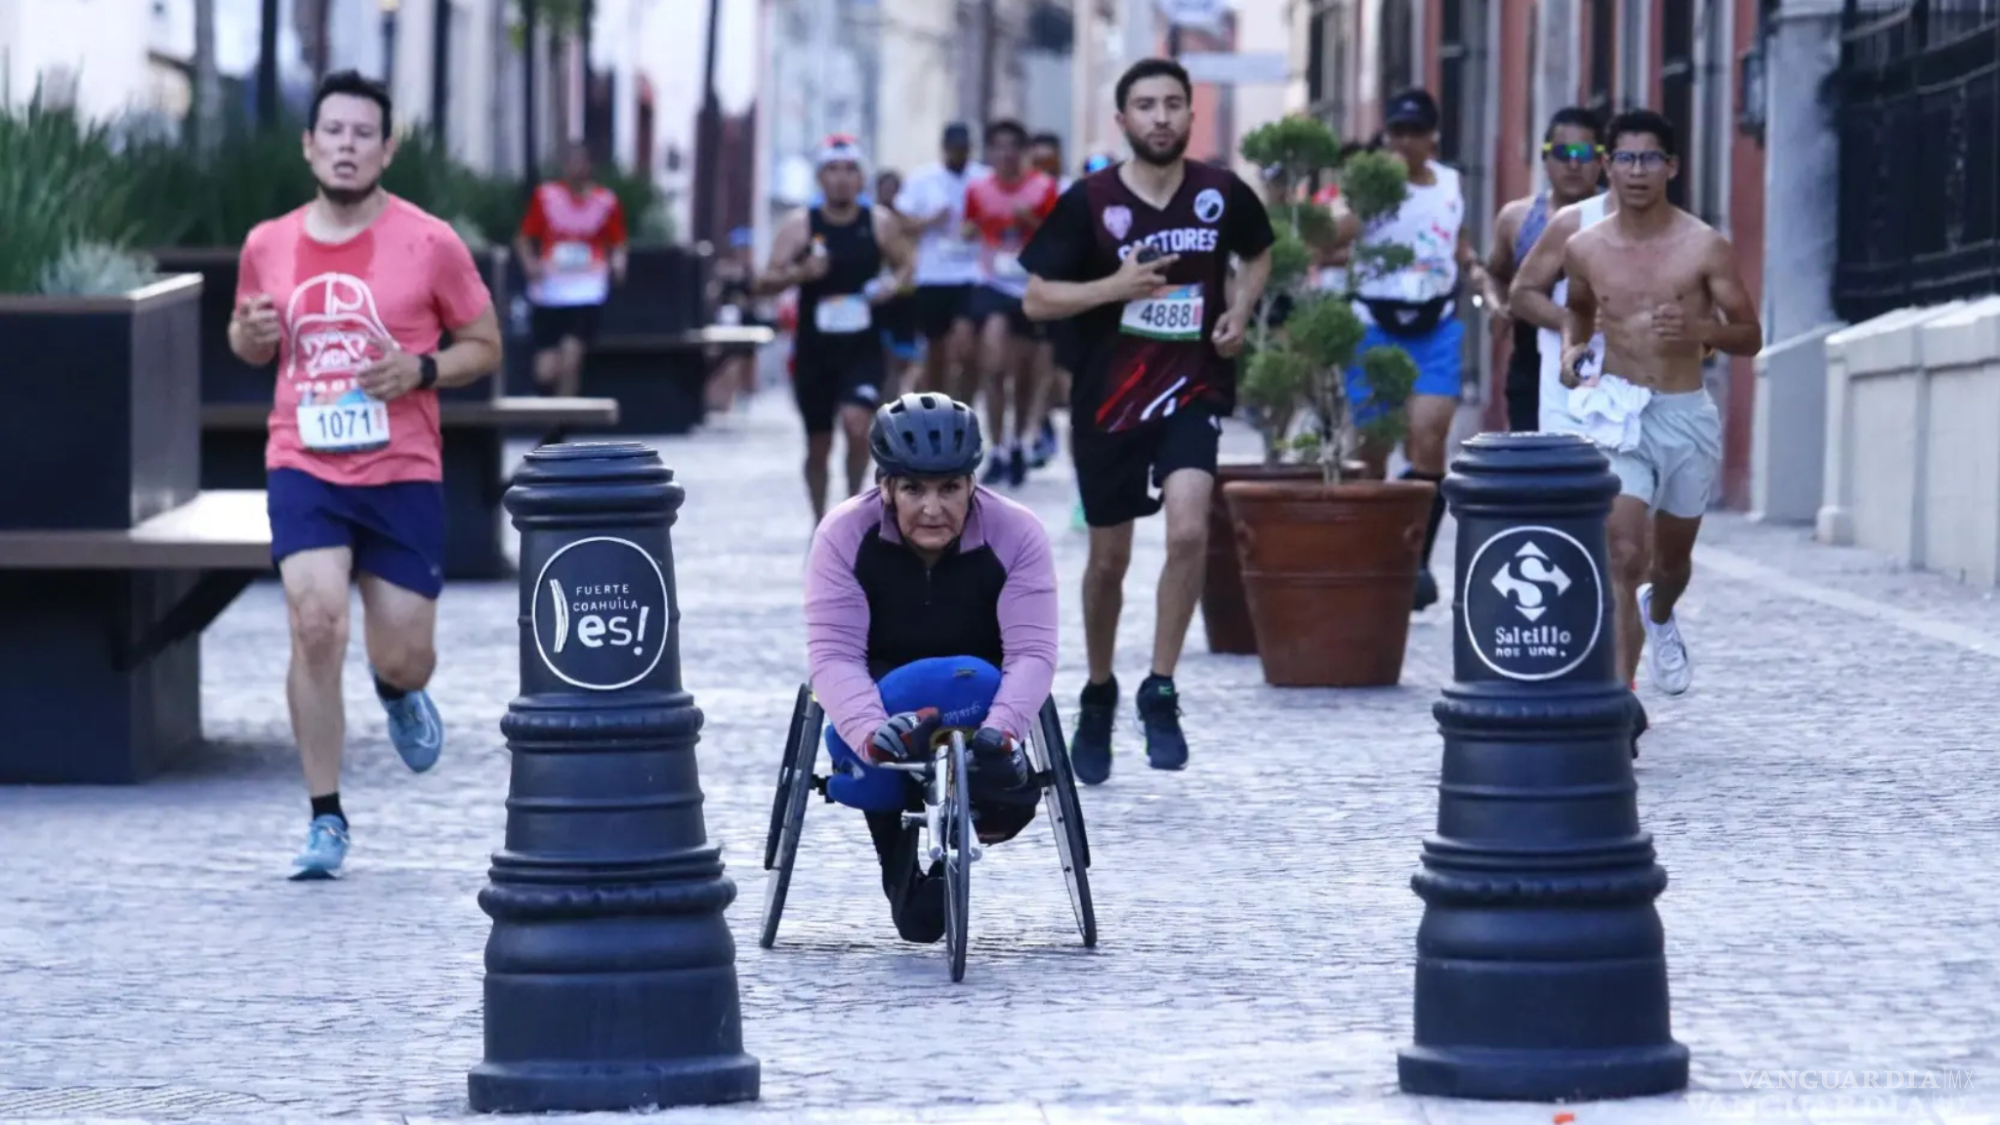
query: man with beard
[
  {"left": 228, "top": 70, "right": 504, "bottom": 878},
  {"left": 515, "top": 142, "right": 628, "bottom": 407},
  {"left": 1020, "top": 58, "right": 1275, "bottom": 783},
  {"left": 894, "top": 124, "right": 990, "bottom": 400},
  {"left": 1484, "top": 107, "right": 1608, "bottom": 431},
  {"left": 756, "top": 135, "right": 917, "bottom": 525}
]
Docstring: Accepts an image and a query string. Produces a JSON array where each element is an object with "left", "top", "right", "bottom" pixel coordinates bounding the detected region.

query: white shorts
[{"left": 1605, "top": 388, "right": 1721, "bottom": 519}]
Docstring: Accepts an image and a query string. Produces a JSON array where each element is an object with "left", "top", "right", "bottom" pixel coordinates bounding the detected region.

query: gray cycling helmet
[{"left": 869, "top": 392, "right": 983, "bottom": 478}]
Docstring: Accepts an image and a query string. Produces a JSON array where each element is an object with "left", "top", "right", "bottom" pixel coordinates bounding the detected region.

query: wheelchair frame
[{"left": 759, "top": 686, "right": 1096, "bottom": 982}]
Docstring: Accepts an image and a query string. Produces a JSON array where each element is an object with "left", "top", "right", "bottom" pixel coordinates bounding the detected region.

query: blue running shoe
[
  {"left": 291, "top": 814, "right": 350, "bottom": 879},
  {"left": 383, "top": 686, "right": 443, "bottom": 772},
  {"left": 1137, "top": 675, "right": 1189, "bottom": 770},
  {"left": 1071, "top": 678, "right": 1117, "bottom": 786}
]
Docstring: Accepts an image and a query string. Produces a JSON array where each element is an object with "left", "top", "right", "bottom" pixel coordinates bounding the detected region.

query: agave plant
[
  {"left": 0, "top": 94, "right": 148, "bottom": 294},
  {"left": 1236, "top": 116, "right": 1422, "bottom": 484},
  {"left": 35, "top": 242, "right": 161, "bottom": 297}
]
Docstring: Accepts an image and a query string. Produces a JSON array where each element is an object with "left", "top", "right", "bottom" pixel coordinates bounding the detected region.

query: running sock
[
  {"left": 310, "top": 793, "right": 347, "bottom": 828},
  {"left": 1402, "top": 468, "right": 1447, "bottom": 569},
  {"left": 1081, "top": 675, "right": 1119, "bottom": 706},
  {"left": 374, "top": 674, "right": 408, "bottom": 703}
]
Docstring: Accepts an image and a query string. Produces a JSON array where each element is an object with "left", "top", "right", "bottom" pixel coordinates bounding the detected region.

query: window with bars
[
  {"left": 1440, "top": 0, "right": 1465, "bottom": 164},
  {"left": 1380, "top": 0, "right": 1418, "bottom": 107},
  {"left": 1588, "top": 0, "right": 1615, "bottom": 114},
  {"left": 1661, "top": 0, "right": 1696, "bottom": 210}
]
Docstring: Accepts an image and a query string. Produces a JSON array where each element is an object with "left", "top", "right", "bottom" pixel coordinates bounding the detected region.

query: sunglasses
[
  {"left": 1609, "top": 150, "right": 1671, "bottom": 169},
  {"left": 1541, "top": 141, "right": 1602, "bottom": 164}
]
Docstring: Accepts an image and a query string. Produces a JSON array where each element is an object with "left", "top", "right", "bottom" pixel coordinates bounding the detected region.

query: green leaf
[
  {"left": 1239, "top": 116, "right": 1344, "bottom": 182},
  {"left": 1338, "top": 150, "right": 1409, "bottom": 223},
  {"left": 1265, "top": 225, "right": 1312, "bottom": 290},
  {"left": 1285, "top": 293, "right": 1367, "bottom": 370}
]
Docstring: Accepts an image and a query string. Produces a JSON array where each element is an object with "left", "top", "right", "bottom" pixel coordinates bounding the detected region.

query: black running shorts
[{"left": 1071, "top": 406, "right": 1222, "bottom": 528}]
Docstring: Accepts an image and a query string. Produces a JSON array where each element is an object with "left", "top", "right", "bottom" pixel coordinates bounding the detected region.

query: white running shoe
[{"left": 1638, "top": 583, "right": 1692, "bottom": 695}]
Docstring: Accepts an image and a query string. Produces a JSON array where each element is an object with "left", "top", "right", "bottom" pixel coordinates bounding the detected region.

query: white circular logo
[
  {"left": 1194, "top": 187, "right": 1226, "bottom": 224},
  {"left": 1462, "top": 525, "right": 1604, "bottom": 682},
  {"left": 531, "top": 536, "right": 670, "bottom": 692}
]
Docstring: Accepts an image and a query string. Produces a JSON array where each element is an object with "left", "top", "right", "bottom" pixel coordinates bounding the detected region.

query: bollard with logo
[
  {"left": 468, "top": 441, "right": 759, "bottom": 1114},
  {"left": 1397, "top": 431, "right": 1687, "bottom": 1101}
]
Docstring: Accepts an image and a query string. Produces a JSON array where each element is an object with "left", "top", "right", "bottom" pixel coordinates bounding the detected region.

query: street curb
[{"left": 0, "top": 1087, "right": 1983, "bottom": 1124}]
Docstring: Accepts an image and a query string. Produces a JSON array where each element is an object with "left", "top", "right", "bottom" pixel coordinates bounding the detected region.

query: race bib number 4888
[{"left": 1120, "top": 283, "right": 1205, "bottom": 341}]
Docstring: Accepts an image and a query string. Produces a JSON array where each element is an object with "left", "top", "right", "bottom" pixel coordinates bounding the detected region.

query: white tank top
[
  {"left": 1538, "top": 192, "right": 1612, "bottom": 432},
  {"left": 1354, "top": 161, "right": 1464, "bottom": 303}
]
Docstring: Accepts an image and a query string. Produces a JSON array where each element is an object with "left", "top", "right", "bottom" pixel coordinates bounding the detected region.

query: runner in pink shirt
[
  {"left": 226, "top": 70, "right": 503, "bottom": 879},
  {"left": 961, "top": 120, "right": 1060, "bottom": 487}
]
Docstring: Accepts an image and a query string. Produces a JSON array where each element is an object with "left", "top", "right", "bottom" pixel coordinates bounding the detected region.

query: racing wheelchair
[{"left": 759, "top": 663, "right": 1095, "bottom": 983}]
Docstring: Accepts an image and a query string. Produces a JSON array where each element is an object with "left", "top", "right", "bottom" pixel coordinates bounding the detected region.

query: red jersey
[
  {"left": 963, "top": 171, "right": 1060, "bottom": 297},
  {"left": 519, "top": 181, "right": 628, "bottom": 307}
]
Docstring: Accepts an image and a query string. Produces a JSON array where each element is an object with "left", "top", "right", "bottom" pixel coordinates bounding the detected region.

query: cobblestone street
[{"left": 1, "top": 389, "right": 1996, "bottom": 1124}]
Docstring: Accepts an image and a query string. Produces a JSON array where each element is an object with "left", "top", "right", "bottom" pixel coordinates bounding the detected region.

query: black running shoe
[
  {"left": 1137, "top": 674, "right": 1188, "bottom": 771},
  {"left": 884, "top": 824, "right": 946, "bottom": 943},
  {"left": 1071, "top": 678, "right": 1117, "bottom": 785},
  {"left": 981, "top": 455, "right": 1008, "bottom": 486},
  {"left": 1630, "top": 692, "right": 1648, "bottom": 760},
  {"left": 1413, "top": 569, "right": 1439, "bottom": 611},
  {"left": 1008, "top": 447, "right": 1027, "bottom": 487}
]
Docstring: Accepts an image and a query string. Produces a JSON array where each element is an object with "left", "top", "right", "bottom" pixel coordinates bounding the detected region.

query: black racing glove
[
  {"left": 968, "top": 726, "right": 1031, "bottom": 791},
  {"left": 866, "top": 708, "right": 941, "bottom": 764}
]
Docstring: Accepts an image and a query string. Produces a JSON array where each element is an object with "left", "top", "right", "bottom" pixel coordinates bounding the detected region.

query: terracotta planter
[
  {"left": 1223, "top": 478, "right": 1436, "bottom": 687},
  {"left": 1202, "top": 463, "right": 1323, "bottom": 654}
]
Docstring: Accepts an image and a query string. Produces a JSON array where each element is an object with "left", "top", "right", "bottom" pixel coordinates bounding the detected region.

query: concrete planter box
[{"left": 0, "top": 275, "right": 203, "bottom": 530}]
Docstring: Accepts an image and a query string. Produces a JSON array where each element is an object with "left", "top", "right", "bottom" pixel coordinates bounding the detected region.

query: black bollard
[
  {"left": 1397, "top": 431, "right": 1687, "bottom": 1101},
  {"left": 468, "top": 441, "right": 759, "bottom": 1114}
]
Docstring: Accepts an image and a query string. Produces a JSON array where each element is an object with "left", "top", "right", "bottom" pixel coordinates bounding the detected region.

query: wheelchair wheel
[
  {"left": 764, "top": 685, "right": 813, "bottom": 871},
  {"left": 760, "top": 693, "right": 822, "bottom": 950},
  {"left": 1037, "top": 698, "right": 1096, "bottom": 948},
  {"left": 943, "top": 730, "right": 973, "bottom": 983}
]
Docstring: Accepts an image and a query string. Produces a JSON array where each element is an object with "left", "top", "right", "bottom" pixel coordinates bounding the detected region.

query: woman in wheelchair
[{"left": 804, "top": 391, "right": 1058, "bottom": 943}]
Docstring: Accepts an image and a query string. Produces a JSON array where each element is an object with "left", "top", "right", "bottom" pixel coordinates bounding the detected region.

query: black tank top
[{"left": 797, "top": 207, "right": 881, "bottom": 346}]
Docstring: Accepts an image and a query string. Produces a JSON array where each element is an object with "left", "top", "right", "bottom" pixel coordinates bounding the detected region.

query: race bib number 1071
[
  {"left": 298, "top": 396, "right": 390, "bottom": 453},
  {"left": 1120, "top": 283, "right": 1205, "bottom": 341}
]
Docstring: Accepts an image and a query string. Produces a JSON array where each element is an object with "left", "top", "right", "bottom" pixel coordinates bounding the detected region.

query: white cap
[{"left": 815, "top": 134, "right": 866, "bottom": 171}]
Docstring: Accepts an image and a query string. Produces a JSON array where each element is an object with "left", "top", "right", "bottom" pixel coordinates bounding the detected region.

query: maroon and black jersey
[{"left": 1018, "top": 162, "right": 1274, "bottom": 433}]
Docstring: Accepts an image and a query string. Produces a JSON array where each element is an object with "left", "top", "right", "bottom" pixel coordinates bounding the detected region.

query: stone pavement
[{"left": 1, "top": 388, "right": 1997, "bottom": 1125}]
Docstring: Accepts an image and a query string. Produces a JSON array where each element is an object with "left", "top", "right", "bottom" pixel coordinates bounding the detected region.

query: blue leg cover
[{"left": 823, "top": 656, "right": 1002, "bottom": 811}]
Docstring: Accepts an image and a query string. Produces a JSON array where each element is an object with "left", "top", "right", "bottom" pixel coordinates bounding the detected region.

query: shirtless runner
[{"left": 1557, "top": 109, "right": 1761, "bottom": 723}]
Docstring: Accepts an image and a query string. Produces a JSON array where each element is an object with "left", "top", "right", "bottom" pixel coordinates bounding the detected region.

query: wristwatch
[{"left": 417, "top": 354, "right": 439, "bottom": 390}]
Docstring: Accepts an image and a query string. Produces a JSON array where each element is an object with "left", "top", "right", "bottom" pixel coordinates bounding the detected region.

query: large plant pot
[
  {"left": 0, "top": 274, "right": 203, "bottom": 530},
  {"left": 1202, "top": 463, "right": 1323, "bottom": 654},
  {"left": 1223, "top": 478, "right": 1436, "bottom": 687}
]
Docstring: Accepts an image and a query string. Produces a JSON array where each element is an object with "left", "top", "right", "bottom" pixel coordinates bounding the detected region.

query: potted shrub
[
  {"left": 1201, "top": 120, "right": 1376, "bottom": 655},
  {"left": 0, "top": 97, "right": 202, "bottom": 531},
  {"left": 1220, "top": 119, "right": 1435, "bottom": 688}
]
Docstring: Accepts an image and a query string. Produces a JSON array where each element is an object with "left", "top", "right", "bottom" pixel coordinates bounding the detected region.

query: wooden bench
[
  {"left": 201, "top": 396, "right": 620, "bottom": 580},
  {"left": 586, "top": 325, "right": 777, "bottom": 436},
  {"left": 0, "top": 490, "right": 272, "bottom": 784}
]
